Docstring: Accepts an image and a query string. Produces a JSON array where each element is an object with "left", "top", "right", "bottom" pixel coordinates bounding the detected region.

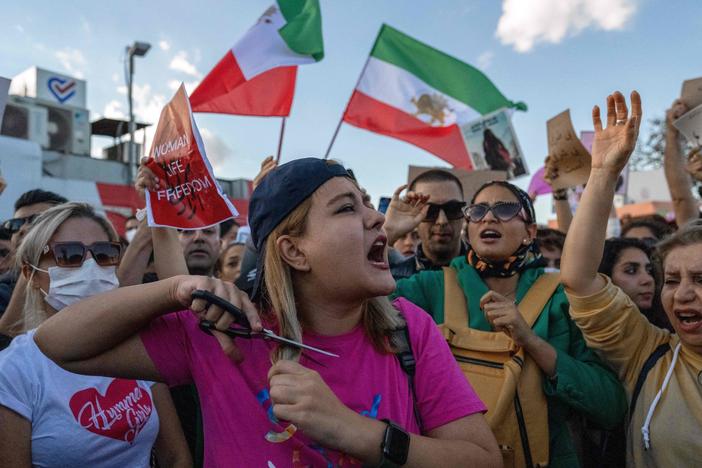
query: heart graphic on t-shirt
[{"left": 69, "top": 379, "right": 153, "bottom": 443}]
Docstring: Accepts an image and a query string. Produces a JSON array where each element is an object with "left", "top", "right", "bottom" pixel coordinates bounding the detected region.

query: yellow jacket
[{"left": 566, "top": 275, "right": 702, "bottom": 467}]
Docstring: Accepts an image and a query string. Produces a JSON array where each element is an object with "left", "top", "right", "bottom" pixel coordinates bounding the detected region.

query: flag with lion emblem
[
  {"left": 190, "top": 0, "right": 323, "bottom": 116},
  {"left": 342, "top": 24, "right": 526, "bottom": 170}
]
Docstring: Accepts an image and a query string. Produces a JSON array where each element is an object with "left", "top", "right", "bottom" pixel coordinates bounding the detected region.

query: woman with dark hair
[
  {"left": 392, "top": 179, "right": 626, "bottom": 467},
  {"left": 599, "top": 238, "right": 671, "bottom": 330},
  {"left": 483, "top": 128, "right": 513, "bottom": 172},
  {"left": 33, "top": 158, "right": 501, "bottom": 467},
  {"left": 562, "top": 90, "right": 702, "bottom": 466}
]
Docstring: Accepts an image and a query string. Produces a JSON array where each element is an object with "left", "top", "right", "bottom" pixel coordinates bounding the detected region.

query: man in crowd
[
  {"left": 384, "top": 169, "right": 467, "bottom": 280},
  {"left": 178, "top": 226, "right": 221, "bottom": 276},
  {"left": 536, "top": 227, "right": 565, "bottom": 271},
  {"left": 0, "top": 189, "right": 67, "bottom": 321}
]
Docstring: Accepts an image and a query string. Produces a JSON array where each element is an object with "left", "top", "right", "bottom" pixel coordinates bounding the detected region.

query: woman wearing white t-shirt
[{"left": 0, "top": 202, "right": 191, "bottom": 467}]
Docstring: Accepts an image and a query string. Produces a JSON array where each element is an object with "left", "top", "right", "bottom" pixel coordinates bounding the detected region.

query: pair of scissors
[{"left": 192, "top": 290, "right": 339, "bottom": 358}]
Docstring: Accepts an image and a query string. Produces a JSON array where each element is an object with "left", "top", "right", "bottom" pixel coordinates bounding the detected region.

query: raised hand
[
  {"left": 687, "top": 148, "right": 702, "bottom": 182},
  {"left": 591, "top": 91, "right": 642, "bottom": 174},
  {"left": 383, "top": 184, "right": 430, "bottom": 246},
  {"left": 666, "top": 98, "right": 688, "bottom": 127},
  {"left": 253, "top": 155, "right": 277, "bottom": 191}
]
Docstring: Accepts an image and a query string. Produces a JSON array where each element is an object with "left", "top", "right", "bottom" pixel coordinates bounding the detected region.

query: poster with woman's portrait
[{"left": 460, "top": 108, "right": 529, "bottom": 179}]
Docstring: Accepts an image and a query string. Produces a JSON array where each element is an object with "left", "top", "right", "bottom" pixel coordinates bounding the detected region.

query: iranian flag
[
  {"left": 342, "top": 25, "right": 526, "bottom": 170},
  {"left": 190, "top": 0, "right": 324, "bottom": 116}
]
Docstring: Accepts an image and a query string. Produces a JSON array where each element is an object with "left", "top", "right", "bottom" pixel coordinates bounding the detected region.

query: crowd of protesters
[{"left": 0, "top": 89, "right": 701, "bottom": 468}]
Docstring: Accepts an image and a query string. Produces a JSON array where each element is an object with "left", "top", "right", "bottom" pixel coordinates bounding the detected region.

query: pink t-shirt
[{"left": 141, "top": 298, "right": 485, "bottom": 467}]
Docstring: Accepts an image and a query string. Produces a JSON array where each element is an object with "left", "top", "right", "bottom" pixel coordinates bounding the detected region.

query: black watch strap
[{"left": 378, "top": 419, "right": 410, "bottom": 467}]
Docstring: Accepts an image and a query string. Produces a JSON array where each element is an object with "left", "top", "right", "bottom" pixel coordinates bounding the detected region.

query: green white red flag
[
  {"left": 342, "top": 25, "right": 526, "bottom": 170},
  {"left": 190, "top": 0, "right": 324, "bottom": 116}
]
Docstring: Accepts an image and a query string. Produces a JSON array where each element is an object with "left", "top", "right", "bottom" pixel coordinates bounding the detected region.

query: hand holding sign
[
  {"left": 144, "top": 84, "right": 237, "bottom": 229},
  {"left": 543, "top": 110, "right": 592, "bottom": 189}
]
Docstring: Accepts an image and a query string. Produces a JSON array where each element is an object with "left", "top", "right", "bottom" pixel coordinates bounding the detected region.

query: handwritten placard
[
  {"left": 681, "top": 77, "right": 702, "bottom": 110},
  {"left": 544, "top": 110, "right": 592, "bottom": 190},
  {"left": 673, "top": 103, "right": 702, "bottom": 147},
  {"left": 145, "top": 84, "right": 237, "bottom": 229},
  {"left": 0, "top": 77, "right": 10, "bottom": 127}
]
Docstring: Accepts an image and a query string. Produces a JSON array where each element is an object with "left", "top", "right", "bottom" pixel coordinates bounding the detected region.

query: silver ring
[{"left": 615, "top": 120, "right": 626, "bottom": 125}]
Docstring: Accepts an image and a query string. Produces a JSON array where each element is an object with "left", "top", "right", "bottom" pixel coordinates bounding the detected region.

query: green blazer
[{"left": 392, "top": 256, "right": 627, "bottom": 468}]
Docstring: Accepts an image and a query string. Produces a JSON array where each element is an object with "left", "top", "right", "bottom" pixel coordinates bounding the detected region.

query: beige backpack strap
[
  {"left": 442, "top": 267, "right": 469, "bottom": 329},
  {"left": 518, "top": 273, "right": 561, "bottom": 328}
]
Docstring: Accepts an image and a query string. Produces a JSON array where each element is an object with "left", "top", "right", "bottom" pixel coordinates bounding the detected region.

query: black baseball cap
[{"left": 248, "top": 157, "right": 351, "bottom": 301}]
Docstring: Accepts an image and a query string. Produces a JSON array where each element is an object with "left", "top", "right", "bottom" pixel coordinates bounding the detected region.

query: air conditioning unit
[
  {"left": 0, "top": 102, "right": 49, "bottom": 147},
  {"left": 44, "top": 104, "right": 91, "bottom": 156},
  {"left": 103, "top": 141, "right": 142, "bottom": 163}
]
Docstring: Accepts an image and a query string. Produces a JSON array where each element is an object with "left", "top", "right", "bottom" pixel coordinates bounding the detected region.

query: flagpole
[
  {"left": 276, "top": 117, "right": 287, "bottom": 163},
  {"left": 324, "top": 25, "right": 386, "bottom": 160}
]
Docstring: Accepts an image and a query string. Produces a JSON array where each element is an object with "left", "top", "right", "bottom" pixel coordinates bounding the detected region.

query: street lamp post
[{"left": 126, "top": 41, "right": 151, "bottom": 183}]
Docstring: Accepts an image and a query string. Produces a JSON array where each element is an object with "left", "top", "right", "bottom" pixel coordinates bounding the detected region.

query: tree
[{"left": 629, "top": 117, "right": 665, "bottom": 171}]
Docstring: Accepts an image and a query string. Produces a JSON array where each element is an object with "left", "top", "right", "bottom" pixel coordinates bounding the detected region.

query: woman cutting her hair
[
  {"left": 34, "top": 158, "right": 500, "bottom": 467},
  {"left": 391, "top": 179, "right": 626, "bottom": 467}
]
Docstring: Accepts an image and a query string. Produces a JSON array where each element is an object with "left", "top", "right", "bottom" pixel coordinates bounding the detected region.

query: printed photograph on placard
[{"left": 460, "top": 108, "right": 529, "bottom": 179}]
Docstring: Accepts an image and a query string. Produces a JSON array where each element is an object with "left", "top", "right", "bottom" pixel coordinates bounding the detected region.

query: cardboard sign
[
  {"left": 459, "top": 108, "right": 529, "bottom": 179},
  {"left": 145, "top": 84, "right": 237, "bottom": 229},
  {"left": 408, "top": 165, "right": 507, "bottom": 202},
  {"left": 544, "top": 110, "right": 591, "bottom": 190},
  {"left": 681, "top": 77, "right": 702, "bottom": 110},
  {"left": 673, "top": 102, "right": 702, "bottom": 147},
  {"left": 0, "top": 77, "right": 9, "bottom": 127}
]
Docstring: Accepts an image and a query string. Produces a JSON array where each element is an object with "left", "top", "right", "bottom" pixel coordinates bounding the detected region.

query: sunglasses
[
  {"left": 463, "top": 202, "right": 525, "bottom": 223},
  {"left": 423, "top": 201, "right": 467, "bottom": 222},
  {"left": 41, "top": 241, "right": 122, "bottom": 267},
  {"left": 2, "top": 214, "right": 39, "bottom": 234}
]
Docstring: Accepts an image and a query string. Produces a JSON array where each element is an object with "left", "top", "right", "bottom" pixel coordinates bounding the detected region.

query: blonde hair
[
  {"left": 16, "top": 202, "right": 118, "bottom": 332},
  {"left": 262, "top": 174, "right": 404, "bottom": 362}
]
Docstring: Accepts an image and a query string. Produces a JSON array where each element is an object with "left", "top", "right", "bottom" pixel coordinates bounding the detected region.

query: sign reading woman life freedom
[{"left": 144, "top": 84, "right": 237, "bottom": 229}]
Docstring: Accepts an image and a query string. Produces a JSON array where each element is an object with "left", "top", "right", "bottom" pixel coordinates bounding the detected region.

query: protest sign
[
  {"left": 460, "top": 108, "right": 529, "bottom": 179},
  {"left": 408, "top": 165, "right": 507, "bottom": 202},
  {"left": 145, "top": 84, "right": 237, "bottom": 229},
  {"left": 544, "top": 110, "right": 591, "bottom": 190},
  {"left": 0, "top": 77, "right": 10, "bottom": 127},
  {"left": 681, "top": 77, "right": 702, "bottom": 110},
  {"left": 673, "top": 103, "right": 702, "bottom": 147}
]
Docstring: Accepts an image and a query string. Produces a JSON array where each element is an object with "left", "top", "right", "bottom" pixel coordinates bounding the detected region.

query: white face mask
[
  {"left": 31, "top": 258, "right": 120, "bottom": 311},
  {"left": 125, "top": 228, "right": 137, "bottom": 243}
]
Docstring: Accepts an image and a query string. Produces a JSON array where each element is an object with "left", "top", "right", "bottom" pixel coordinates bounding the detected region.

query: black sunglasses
[
  {"left": 2, "top": 214, "right": 39, "bottom": 234},
  {"left": 423, "top": 201, "right": 467, "bottom": 222},
  {"left": 41, "top": 241, "right": 123, "bottom": 267},
  {"left": 463, "top": 202, "right": 524, "bottom": 223}
]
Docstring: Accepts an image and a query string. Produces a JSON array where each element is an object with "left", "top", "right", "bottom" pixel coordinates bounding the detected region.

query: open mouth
[
  {"left": 367, "top": 235, "right": 388, "bottom": 267},
  {"left": 480, "top": 229, "right": 502, "bottom": 240},
  {"left": 675, "top": 309, "right": 702, "bottom": 332}
]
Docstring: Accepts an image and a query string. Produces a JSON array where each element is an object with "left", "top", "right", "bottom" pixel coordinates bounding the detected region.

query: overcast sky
[{"left": 2, "top": 0, "right": 700, "bottom": 222}]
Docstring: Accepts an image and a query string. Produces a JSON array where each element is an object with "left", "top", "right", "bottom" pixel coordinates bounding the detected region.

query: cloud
[
  {"left": 199, "top": 128, "right": 234, "bottom": 170},
  {"left": 159, "top": 40, "right": 171, "bottom": 51},
  {"left": 169, "top": 50, "right": 201, "bottom": 78},
  {"left": 102, "top": 100, "right": 125, "bottom": 119},
  {"left": 55, "top": 47, "right": 87, "bottom": 78},
  {"left": 496, "top": 0, "right": 637, "bottom": 52},
  {"left": 167, "top": 79, "right": 200, "bottom": 94},
  {"left": 476, "top": 51, "right": 494, "bottom": 70},
  {"left": 15, "top": 24, "right": 25, "bottom": 34}
]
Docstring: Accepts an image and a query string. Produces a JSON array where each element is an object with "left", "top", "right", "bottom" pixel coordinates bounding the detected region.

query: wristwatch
[{"left": 377, "top": 419, "right": 410, "bottom": 467}]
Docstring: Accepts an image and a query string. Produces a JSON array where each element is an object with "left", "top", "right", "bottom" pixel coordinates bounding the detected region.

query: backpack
[{"left": 441, "top": 267, "right": 560, "bottom": 468}]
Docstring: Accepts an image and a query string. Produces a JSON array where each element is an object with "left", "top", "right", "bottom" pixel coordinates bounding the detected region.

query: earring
[{"left": 522, "top": 238, "right": 530, "bottom": 245}]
